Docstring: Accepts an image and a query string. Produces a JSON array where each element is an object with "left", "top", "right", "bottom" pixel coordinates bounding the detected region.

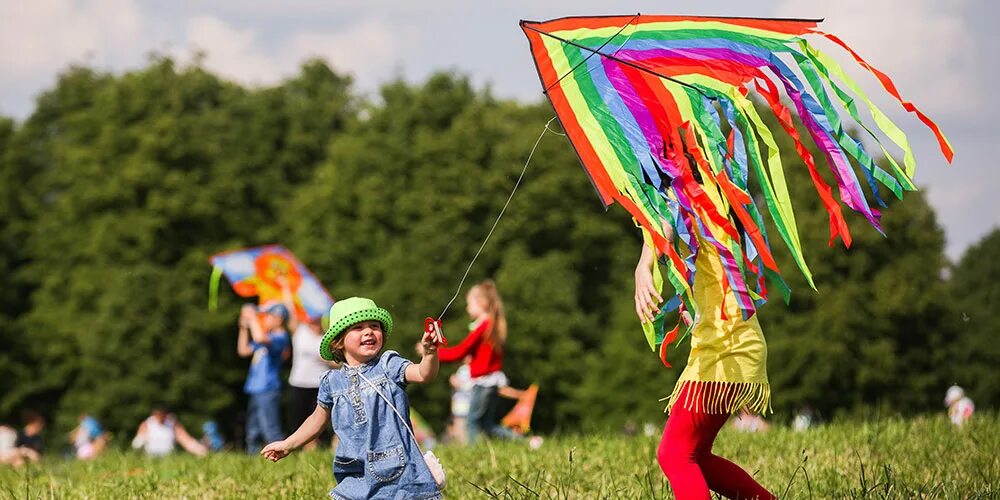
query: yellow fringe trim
[{"left": 660, "top": 380, "right": 772, "bottom": 415}]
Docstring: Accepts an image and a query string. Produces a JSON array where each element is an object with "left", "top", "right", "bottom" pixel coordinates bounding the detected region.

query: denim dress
[{"left": 317, "top": 351, "right": 441, "bottom": 500}]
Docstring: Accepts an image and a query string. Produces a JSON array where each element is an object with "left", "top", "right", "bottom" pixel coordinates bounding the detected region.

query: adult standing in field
[
  {"left": 279, "top": 280, "right": 338, "bottom": 450},
  {"left": 237, "top": 302, "right": 291, "bottom": 454},
  {"left": 636, "top": 226, "right": 777, "bottom": 500}
]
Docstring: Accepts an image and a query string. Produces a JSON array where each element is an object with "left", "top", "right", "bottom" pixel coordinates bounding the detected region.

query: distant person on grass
[
  {"left": 0, "top": 423, "right": 16, "bottom": 465},
  {"left": 261, "top": 297, "right": 443, "bottom": 499},
  {"left": 200, "top": 421, "right": 225, "bottom": 452},
  {"left": 279, "top": 278, "right": 338, "bottom": 450},
  {"left": 944, "top": 385, "right": 975, "bottom": 428},
  {"left": 237, "top": 302, "right": 290, "bottom": 454},
  {"left": 445, "top": 355, "right": 474, "bottom": 444},
  {"left": 13, "top": 411, "right": 45, "bottom": 464},
  {"left": 131, "top": 407, "right": 207, "bottom": 457},
  {"left": 0, "top": 412, "right": 45, "bottom": 467},
  {"left": 636, "top": 231, "right": 777, "bottom": 499},
  {"left": 438, "top": 280, "right": 519, "bottom": 443},
  {"left": 70, "top": 413, "right": 110, "bottom": 460}
]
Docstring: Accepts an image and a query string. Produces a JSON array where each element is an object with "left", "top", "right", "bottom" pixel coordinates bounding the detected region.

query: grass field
[{"left": 2, "top": 414, "right": 997, "bottom": 498}]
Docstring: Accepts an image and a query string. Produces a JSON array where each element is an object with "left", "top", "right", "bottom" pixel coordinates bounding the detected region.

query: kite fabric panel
[
  {"left": 501, "top": 384, "right": 539, "bottom": 434},
  {"left": 209, "top": 245, "right": 334, "bottom": 322},
  {"left": 520, "top": 15, "right": 953, "bottom": 355}
]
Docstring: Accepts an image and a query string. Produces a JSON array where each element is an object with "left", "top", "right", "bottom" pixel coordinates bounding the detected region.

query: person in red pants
[{"left": 636, "top": 231, "right": 776, "bottom": 500}]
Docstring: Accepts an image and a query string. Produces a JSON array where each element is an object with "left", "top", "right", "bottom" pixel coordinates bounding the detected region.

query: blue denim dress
[{"left": 317, "top": 351, "right": 441, "bottom": 500}]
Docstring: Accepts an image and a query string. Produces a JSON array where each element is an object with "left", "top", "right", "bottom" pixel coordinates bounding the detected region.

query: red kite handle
[{"left": 424, "top": 317, "right": 446, "bottom": 345}]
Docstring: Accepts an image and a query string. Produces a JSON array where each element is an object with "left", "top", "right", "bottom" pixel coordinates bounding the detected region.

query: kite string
[{"left": 437, "top": 117, "right": 564, "bottom": 320}]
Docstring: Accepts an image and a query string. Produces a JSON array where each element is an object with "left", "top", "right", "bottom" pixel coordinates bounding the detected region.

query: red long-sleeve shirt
[{"left": 438, "top": 317, "right": 503, "bottom": 378}]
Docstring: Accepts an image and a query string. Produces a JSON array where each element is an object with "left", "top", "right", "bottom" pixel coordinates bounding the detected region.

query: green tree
[{"left": 949, "top": 228, "right": 1000, "bottom": 407}]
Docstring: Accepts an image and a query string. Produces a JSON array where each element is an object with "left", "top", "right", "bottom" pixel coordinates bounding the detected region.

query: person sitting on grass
[
  {"left": 0, "top": 420, "right": 32, "bottom": 467},
  {"left": 131, "top": 407, "right": 207, "bottom": 457},
  {"left": 200, "top": 420, "right": 225, "bottom": 452},
  {"left": 6, "top": 411, "right": 46, "bottom": 465},
  {"left": 70, "top": 413, "right": 110, "bottom": 460},
  {"left": 261, "top": 297, "right": 443, "bottom": 499}
]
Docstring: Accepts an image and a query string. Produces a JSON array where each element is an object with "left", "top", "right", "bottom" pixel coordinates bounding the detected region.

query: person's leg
[
  {"left": 451, "top": 417, "right": 467, "bottom": 445},
  {"left": 259, "top": 388, "right": 284, "bottom": 445},
  {"left": 301, "top": 387, "right": 324, "bottom": 450},
  {"left": 681, "top": 385, "right": 776, "bottom": 500},
  {"left": 287, "top": 386, "right": 306, "bottom": 432},
  {"left": 699, "top": 454, "right": 776, "bottom": 500},
  {"left": 483, "top": 387, "right": 519, "bottom": 440},
  {"left": 246, "top": 393, "right": 262, "bottom": 454},
  {"left": 693, "top": 408, "right": 775, "bottom": 499},
  {"left": 658, "top": 400, "right": 711, "bottom": 500},
  {"left": 466, "top": 385, "right": 489, "bottom": 444}
]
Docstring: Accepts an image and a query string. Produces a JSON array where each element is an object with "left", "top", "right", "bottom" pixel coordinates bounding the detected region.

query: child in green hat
[{"left": 261, "top": 297, "right": 443, "bottom": 499}]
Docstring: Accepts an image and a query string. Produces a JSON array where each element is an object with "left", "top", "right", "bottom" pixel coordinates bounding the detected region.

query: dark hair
[{"left": 21, "top": 411, "right": 45, "bottom": 426}]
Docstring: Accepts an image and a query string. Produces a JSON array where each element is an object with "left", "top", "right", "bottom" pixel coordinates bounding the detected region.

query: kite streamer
[{"left": 520, "top": 14, "right": 952, "bottom": 355}]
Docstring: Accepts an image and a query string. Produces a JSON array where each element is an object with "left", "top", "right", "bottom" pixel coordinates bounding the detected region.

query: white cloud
[
  {"left": 0, "top": 0, "right": 143, "bottom": 79},
  {"left": 289, "top": 19, "right": 416, "bottom": 91},
  {"left": 176, "top": 15, "right": 412, "bottom": 92},
  {"left": 0, "top": 2, "right": 411, "bottom": 115},
  {"left": 184, "top": 15, "right": 284, "bottom": 84},
  {"left": 775, "top": 0, "right": 980, "bottom": 118}
]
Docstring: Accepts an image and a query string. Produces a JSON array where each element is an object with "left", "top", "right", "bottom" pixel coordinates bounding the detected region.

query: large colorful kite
[
  {"left": 520, "top": 15, "right": 952, "bottom": 357},
  {"left": 209, "top": 245, "right": 334, "bottom": 321}
]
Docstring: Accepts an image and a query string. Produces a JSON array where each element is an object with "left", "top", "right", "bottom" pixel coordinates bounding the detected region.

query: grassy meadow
[{"left": 1, "top": 414, "right": 997, "bottom": 499}]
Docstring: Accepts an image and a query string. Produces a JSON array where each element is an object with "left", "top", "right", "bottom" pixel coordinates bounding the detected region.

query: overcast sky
[{"left": 1, "top": 0, "right": 995, "bottom": 260}]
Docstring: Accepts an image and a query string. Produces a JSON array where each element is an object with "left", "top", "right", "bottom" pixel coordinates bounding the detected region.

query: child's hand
[
  {"left": 260, "top": 440, "right": 292, "bottom": 462},
  {"left": 634, "top": 264, "right": 662, "bottom": 324},
  {"left": 240, "top": 304, "right": 256, "bottom": 326},
  {"left": 420, "top": 329, "right": 439, "bottom": 355}
]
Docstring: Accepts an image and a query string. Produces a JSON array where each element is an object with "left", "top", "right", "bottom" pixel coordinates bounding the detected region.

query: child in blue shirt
[
  {"left": 237, "top": 302, "right": 290, "bottom": 453},
  {"left": 261, "top": 297, "right": 442, "bottom": 499}
]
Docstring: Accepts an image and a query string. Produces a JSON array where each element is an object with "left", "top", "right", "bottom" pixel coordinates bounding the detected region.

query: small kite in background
[
  {"left": 501, "top": 384, "right": 539, "bottom": 435},
  {"left": 209, "top": 244, "right": 334, "bottom": 321}
]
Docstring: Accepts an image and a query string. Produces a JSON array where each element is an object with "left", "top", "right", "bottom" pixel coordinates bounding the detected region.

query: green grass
[{"left": 2, "top": 414, "right": 997, "bottom": 498}]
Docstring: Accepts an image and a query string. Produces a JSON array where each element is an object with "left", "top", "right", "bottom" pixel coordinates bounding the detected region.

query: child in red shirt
[{"left": 438, "top": 280, "right": 516, "bottom": 443}]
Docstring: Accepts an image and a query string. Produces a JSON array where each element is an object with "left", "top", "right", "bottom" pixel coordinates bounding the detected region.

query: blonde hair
[
  {"left": 328, "top": 335, "right": 347, "bottom": 363},
  {"left": 470, "top": 279, "right": 507, "bottom": 348}
]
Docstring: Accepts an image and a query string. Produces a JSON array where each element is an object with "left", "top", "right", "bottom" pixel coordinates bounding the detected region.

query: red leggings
[{"left": 657, "top": 386, "right": 776, "bottom": 500}]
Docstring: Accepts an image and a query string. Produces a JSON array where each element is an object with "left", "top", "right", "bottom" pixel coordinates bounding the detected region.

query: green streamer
[{"left": 208, "top": 266, "right": 222, "bottom": 311}]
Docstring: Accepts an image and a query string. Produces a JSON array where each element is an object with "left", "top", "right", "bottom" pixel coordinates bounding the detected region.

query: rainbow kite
[
  {"left": 520, "top": 15, "right": 952, "bottom": 355},
  {"left": 209, "top": 245, "right": 334, "bottom": 321}
]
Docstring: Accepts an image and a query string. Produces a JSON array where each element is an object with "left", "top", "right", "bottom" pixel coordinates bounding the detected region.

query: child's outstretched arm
[
  {"left": 405, "top": 329, "right": 439, "bottom": 384},
  {"left": 260, "top": 405, "right": 330, "bottom": 462}
]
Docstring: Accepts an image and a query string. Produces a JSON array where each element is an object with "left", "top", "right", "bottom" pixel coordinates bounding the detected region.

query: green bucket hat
[{"left": 319, "top": 297, "right": 393, "bottom": 361}]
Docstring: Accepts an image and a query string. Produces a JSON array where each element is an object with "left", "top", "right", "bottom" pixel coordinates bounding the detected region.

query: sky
[{"left": 1, "top": 0, "right": 996, "bottom": 260}]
